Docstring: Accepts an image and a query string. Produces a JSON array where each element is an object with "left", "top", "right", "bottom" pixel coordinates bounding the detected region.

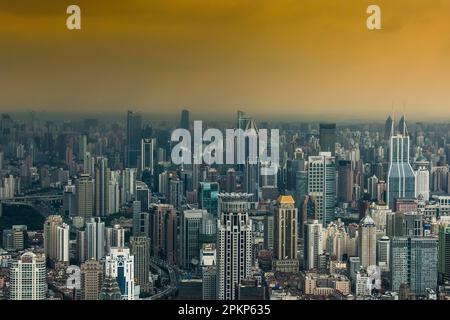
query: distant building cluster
[{"left": 1, "top": 110, "right": 450, "bottom": 300}]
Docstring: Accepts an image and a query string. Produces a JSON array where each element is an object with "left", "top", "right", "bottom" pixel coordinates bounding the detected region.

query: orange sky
[{"left": 1, "top": 0, "right": 450, "bottom": 121}]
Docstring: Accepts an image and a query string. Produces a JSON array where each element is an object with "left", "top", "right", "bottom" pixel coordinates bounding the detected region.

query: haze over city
[{"left": 2, "top": 0, "right": 450, "bottom": 120}]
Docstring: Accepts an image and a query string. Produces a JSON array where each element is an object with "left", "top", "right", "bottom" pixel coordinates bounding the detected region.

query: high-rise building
[
  {"left": 358, "top": 214, "right": 377, "bottom": 268},
  {"left": 169, "top": 178, "right": 183, "bottom": 210},
  {"left": 44, "top": 215, "right": 69, "bottom": 266},
  {"left": 99, "top": 277, "right": 122, "bottom": 300},
  {"left": 201, "top": 243, "right": 217, "bottom": 300},
  {"left": 273, "top": 195, "right": 299, "bottom": 273},
  {"left": 319, "top": 123, "right": 337, "bottom": 155},
  {"left": 140, "top": 138, "right": 155, "bottom": 177},
  {"left": 86, "top": 217, "right": 105, "bottom": 261},
  {"left": 199, "top": 182, "right": 219, "bottom": 216},
  {"left": 135, "top": 181, "right": 151, "bottom": 212},
  {"left": 9, "top": 252, "right": 46, "bottom": 300},
  {"left": 80, "top": 259, "right": 104, "bottom": 300},
  {"left": 308, "top": 152, "right": 336, "bottom": 226},
  {"left": 106, "top": 224, "right": 125, "bottom": 253},
  {"left": 133, "top": 210, "right": 149, "bottom": 237},
  {"left": 377, "top": 236, "right": 390, "bottom": 272},
  {"left": 130, "top": 236, "right": 151, "bottom": 293},
  {"left": 368, "top": 175, "right": 379, "bottom": 201},
  {"left": 438, "top": 221, "right": 450, "bottom": 283},
  {"left": 226, "top": 168, "right": 236, "bottom": 193},
  {"left": 304, "top": 219, "right": 323, "bottom": 270},
  {"left": 150, "top": 204, "right": 177, "bottom": 264},
  {"left": 415, "top": 158, "right": 430, "bottom": 201},
  {"left": 403, "top": 211, "right": 424, "bottom": 237},
  {"left": 390, "top": 237, "right": 438, "bottom": 295},
  {"left": 217, "top": 193, "right": 253, "bottom": 300},
  {"left": 180, "top": 209, "right": 204, "bottom": 269},
  {"left": 2, "top": 225, "right": 27, "bottom": 251},
  {"left": 94, "top": 157, "right": 110, "bottom": 217},
  {"left": 76, "top": 174, "right": 94, "bottom": 218},
  {"left": 180, "top": 109, "right": 190, "bottom": 130},
  {"left": 337, "top": 160, "right": 353, "bottom": 203},
  {"left": 126, "top": 110, "right": 142, "bottom": 168},
  {"left": 387, "top": 121, "right": 416, "bottom": 210},
  {"left": 105, "top": 247, "right": 135, "bottom": 300}
]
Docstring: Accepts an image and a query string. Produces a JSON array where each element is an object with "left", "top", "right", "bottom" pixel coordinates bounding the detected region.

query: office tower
[
  {"left": 108, "top": 171, "right": 120, "bottom": 214},
  {"left": 201, "top": 243, "right": 217, "bottom": 300},
  {"left": 264, "top": 213, "right": 274, "bottom": 251},
  {"left": 121, "top": 168, "right": 136, "bottom": 204},
  {"left": 180, "top": 109, "right": 190, "bottom": 130},
  {"left": 244, "top": 158, "right": 260, "bottom": 203},
  {"left": 94, "top": 157, "right": 110, "bottom": 217},
  {"left": 135, "top": 181, "right": 151, "bottom": 212},
  {"left": 63, "top": 182, "right": 77, "bottom": 216},
  {"left": 319, "top": 123, "right": 337, "bottom": 155},
  {"left": 133, "top": 211, "right": 149, "bottom": 237},
  {"left": 80, "top": 259, "right": 104, "bottom": 300},
  {"left": 180, "top": 209, "right": 203, "bottom": 269},
  {"left": 86, "top": 217, "right": 105, "bottom": 261},
  {"left": 304, "top": 220, "right": 323, "bottom": 270},
  {"left": 105, "top": 247, "right": 135, "bottom": 300},
  {"left": 44, "top": 215, "right": 69, "bottom": 266},
  {"left": 169, "top": 178, "right": 183, "bottom": 210},
  {"left": 439, "top": 221, "right": 450, "bottom": 283},
  {"left": 76, "top": 230, "right": 87, "bottom": 263},
  {"left": 130, "top": 236, "right": 151, "bottom": 293},
  {"left": 217, "top": 193, "right": 253, "bottom": 300},
  {"left": 106, "top": 224, "right": 125, "bottom": 253},
  {"left": 358, "top": 213, "right": 377, "bottom": 268},
  {"left": 150, "top": 204, "right": 177, "bottom": 264},
  {"left": 295, "top": 170, "right": 308, "bottom": 205},
  {"left": 386, "top": 122, "right": 416, "bottom": 210},
  {"left": 337, "top": 160, "right": 353, "bottom": 203},
  {"left": 2, "top": 225, "right": 27, "bottom": 251},
  {"left": 9, "top": 252, "right": 46, "bottom": 300},
  {"left": 226, "top": 168, "right": 236, "bottom": 193},
  {"left": 76, "top": 174, "right": 94, "bottom": 218},
  {"left": 126, "top": 110, "right": 142, "bottom": 168},
  {"left": 199, "top": 182, "right": 219, "bottom": 216},
  {"left": 384, "top": 115, "right": 393, "bottom": 140},
  {"left": 140, "top": 138, "right": 155, "bottom": 176},
  {"left": 430, "top": 166, "right": 448, "bottom": 192},
  {"left": 390, "top": 237, "right": 438, "bottom": 295},
  {"left": 403, "top": 211, "right": 424, "bottom": 236},
  {"left": 368, "top": 175, "right": 379, "bottom": 201},
  {"left": 377, "top": 236, "right": 390, "bottom": 272},
  {"left": 273, "top": 195, "right": 298, "bottom": 273},
  {"left": 415, "top": 161, "right": 430, "bottom": 201},
  {"left": 84, "top": 152, "right": 94, "bottom": 176},
  {"left": 307, "top": 152, "right": 336, "bottom": 226}
]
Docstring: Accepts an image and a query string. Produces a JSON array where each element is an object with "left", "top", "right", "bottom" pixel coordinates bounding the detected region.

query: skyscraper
[
  {"left": 319, "top": 123, "right": 337, "bottom": 155},
  {"left": 180, "top": 209, "right": 204, "bottom": 269},
  {"left": 105, "top": 247, "right": 135, "bottom": 300},
  {"left": 149, "top": 204, "right": 177, "bottom": 264},
  {"left": 438, "top": 221, "right": 450, "bottom": 283},
  {"left": 180, "top": 109, "right": 190, "bottom": 130},
  {"left": 358, "top": 214, "right": 377, "bottom": 268},
  {"left": 273, "top": 195, "right": 299, "bottom": 273},
  {"left": 337, "top": 160, "right": 353, "bottom": 203},
  {"left": 94, "top": 157, "right": 110, "bottom": 217},
  {"left": 106, "top": 224, "right": 125, "bottom": 253},
  {"left": 308, "top": 152, "right": 336, "bottom": 226},
  {"left": 304, "top": 219, "right": 323, "bottom": 270},
  {"left": 140, "top": 138, "right": 155, "bottom": 181},
  {"left": 80, "top": 259, "right": 104, "bottom": 300},
  {"left": 133, "top": 210, "right": 149, "bottom": 237},
  {"left": 217, "top": 193, "right": 253, "bottom": 300},
  {"left": 130, "top": 236, "right": 151, "bottom": 293},
  {"left": 76, "top": 174, "right": 94, "bottom": 218},
  {"left": 126, "top": 110, "right": 142, "bottom": 168},
  {"left": 135, "top": 181, "right": 151, "bottom": 212},
  {"left": 86, "top": 217, "right": 105, "bottom": 261},
  {"left": 390, "top": 237, "right": 438, "bottom": 295},
  {"left": 199, "top": 182, "right": 219, "bottom": 216},
  {"left": 377, "top": 236, "right": 391, "bottom": 272},
  {"left": 9, "top": 252, "right": 46, "bottom": 300},
  {"left": 386, "top": 120, "right": 416, "bottom": 210},
  {"left": 44, "top": 215, "right": 69, "bottom": 266}
]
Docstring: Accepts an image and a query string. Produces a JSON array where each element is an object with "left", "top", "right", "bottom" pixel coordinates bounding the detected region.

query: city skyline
[{"left": 2, "top": 1, "right": 450, "bottom": 119}]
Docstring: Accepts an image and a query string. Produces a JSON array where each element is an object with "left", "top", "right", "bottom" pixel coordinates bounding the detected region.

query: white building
[
  {"left": 9, "top": 252, "right": 47, "bottom": 300},
  {"left": 86, "top": 217, "right": 105, "bottom": 261},
  {"left": 216, "top": 193, "right": 253, "bottom": 300},
  {"left": 105, "top": 247, "right": 135, "bottom": 300},
  {"left": 304, "top": 220, "right": 323, "bottom": 270}
]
